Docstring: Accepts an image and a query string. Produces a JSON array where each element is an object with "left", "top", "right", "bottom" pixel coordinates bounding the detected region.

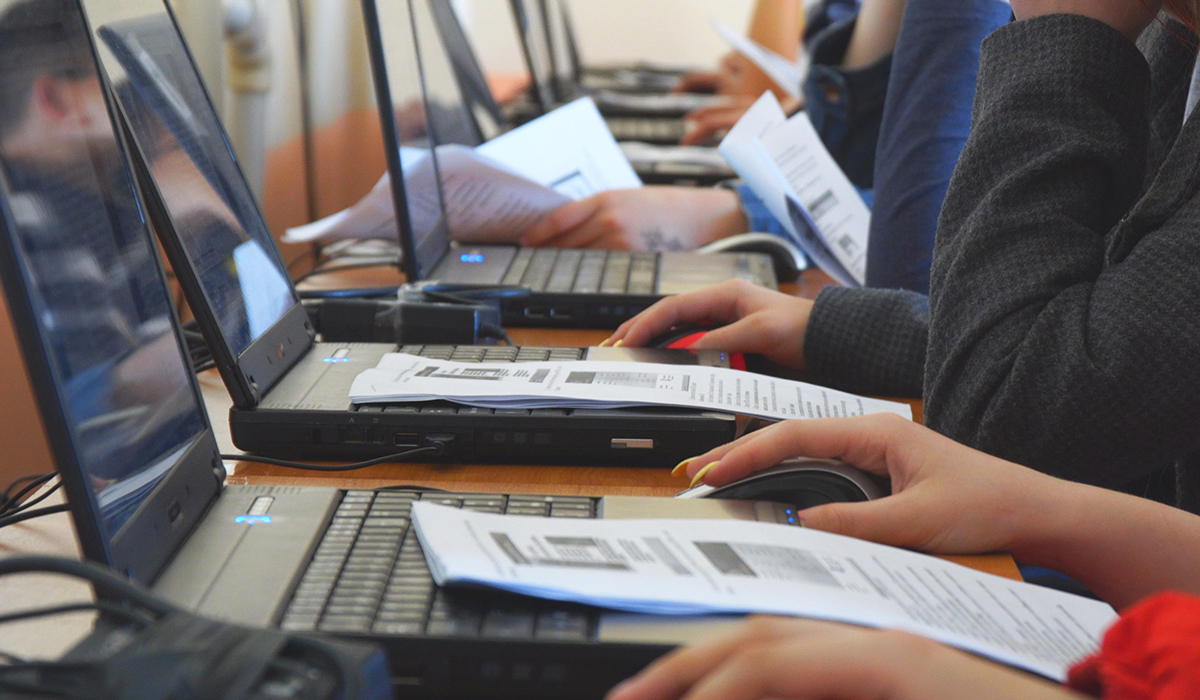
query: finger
[
  {"left": 521, "top": 197, "right": 604, "bottom": 247},
  {"left": 676, "top": 422, "right": 792, "bottom": 482},
  {"left": 707, "top": 415, "right": 919, "bottom": 486},
  {"left": 680, "top": 113, "right": 738, "bottom": 146},
  {"left": 607, "top": 617, "right": 830, "bottom": 700},
  {"left": 796, "top": 496, "right": 934, "bottom": 548},
  {"left": 613, "top": 282, "right": 751, "bottom": 347}
]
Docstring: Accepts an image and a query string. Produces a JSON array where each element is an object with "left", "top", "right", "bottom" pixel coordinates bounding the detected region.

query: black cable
[
  {"left": 1, "top": 474, "right": 55, "bottom": 514},
  {"left": 0, "top": 557, "right": 180, "bottom": 617},
  {"left": 3, "top": 482, "right": 60, "bottom": 517},
  {"left": 220, "top": 444, "right": 442, "bottom": 472},
  {"left": 0, "top": 601, "right": 154, "bottom": 629},
  {"left": 0, "top": 505, "right": 69, "bottom": 529},
  {"left": 479, "top": 323, "right": 514, "bottom": 346},
  {"left": 193, "top": 360, "right": 217, "bottom": 374},
  {"left": 297, "top": 286, "right": 400, "bottom": 300},
  {"left": 292, "top": 260, "right": 399, "bottom": 286}
]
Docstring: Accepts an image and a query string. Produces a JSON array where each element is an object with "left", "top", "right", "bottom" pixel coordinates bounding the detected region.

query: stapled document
[
  {"left": 718, "top": 92, "right": 869, "bottom": 286},
  {"left": 349, "top": 354, "right": 912, "bottom": 421},
  {"left": 411, "top": 502, "right": 1118, "bottom": 681}
]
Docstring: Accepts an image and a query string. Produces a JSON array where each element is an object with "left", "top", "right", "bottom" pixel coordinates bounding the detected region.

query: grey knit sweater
[{"left": 801, "top": 14, "right": 1200, "bottom": 514}]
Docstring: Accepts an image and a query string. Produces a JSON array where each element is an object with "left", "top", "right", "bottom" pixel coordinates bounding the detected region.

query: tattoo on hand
[{"left": 641, "top": 228, "right": 685, "bottom": 251}]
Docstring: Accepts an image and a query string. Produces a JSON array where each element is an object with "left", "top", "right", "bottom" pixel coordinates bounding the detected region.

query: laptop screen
[
  {"left": 83, "top": 0, "right": 297, "bottom": 360},
  {"left": 0, "top": 0, "right": 207, "bottom": 540},
  {"left": 425, "top": 0, "right": 504, "bottom": 142},
  {"left": 509, "top": 0, "right": 555, "bottom": 113}
]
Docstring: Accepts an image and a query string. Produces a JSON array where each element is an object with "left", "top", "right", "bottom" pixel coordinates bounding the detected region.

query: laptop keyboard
[
  {"left": 606, "top": 117, "right": 688, "bottom": 144},
  {"left": 280, "top": 490, "right": 598, "bottom": 639},
  {"left": 501, "top": 249, "right": 658, "bottom": 296},
  {"left": 393, "top": 345, "right": 584, "bottom": 363}
]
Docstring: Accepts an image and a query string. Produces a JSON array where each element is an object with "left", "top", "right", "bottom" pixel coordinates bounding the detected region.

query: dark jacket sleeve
[
  {"left": 923, "top": 14, "right": 1200, "bottom": 489},
  {"left": 804, "top": 285, "right": 928, "bottom": 398}
]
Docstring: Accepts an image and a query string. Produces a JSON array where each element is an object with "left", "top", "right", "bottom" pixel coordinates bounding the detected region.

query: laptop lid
[
  {"left": 427, "top": 0, "right": 507, "bottom": 141},
  {"left": 0, "top": 0, "right": 221, "bottom": 585},
  {"left": 82, "top": 0, "right": 313, "bottom": 409},
  {"left": 508, "top": 0, "right": 555, "bottom": 114}
]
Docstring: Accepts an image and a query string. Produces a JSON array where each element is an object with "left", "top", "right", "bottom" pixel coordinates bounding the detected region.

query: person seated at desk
[
  {"left": 600, "top": 0, "right": 1200, "bottom": 519},
  {"left": 609, "top": 415, "right": 1200, "bottom": 700},
  {"left": 524, "top": 0, "right": 1011, "bottom": 296}
]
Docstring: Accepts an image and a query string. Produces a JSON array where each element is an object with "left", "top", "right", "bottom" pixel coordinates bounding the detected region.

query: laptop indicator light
[{"left": 460, "top": 253, "right": 485, "bottom": 263}]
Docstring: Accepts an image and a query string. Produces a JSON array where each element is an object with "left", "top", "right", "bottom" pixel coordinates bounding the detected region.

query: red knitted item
[{"left": 1066, "top": 592, "right": 1200, "bottom": 699}]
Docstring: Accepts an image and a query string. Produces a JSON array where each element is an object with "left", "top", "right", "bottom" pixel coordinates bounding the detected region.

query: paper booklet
[
  {"left": 719, "top": 92, "right": 869, "bottom": 287},
  {"left": 283, "top": 98, "right": 642, "bottom": 245},
  {"left": 411, "top": 502, "right": 1117, "bottom": 682},
  {"left": 349, "top": 353, "right": 912, "bottom": 422},
  {"left": 712, "top": 20, "right": 808, "bottom": 100}
]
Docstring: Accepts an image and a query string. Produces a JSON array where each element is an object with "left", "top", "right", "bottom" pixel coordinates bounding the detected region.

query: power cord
[
  {"left": 0, "top": 473, "right": 68, "bottom": 529},
  {"left": 221, "top": 444, "right": 443, "bottom": 471},
  {"left": 0, "top": 557, "right": 390, "bottom": 700}
]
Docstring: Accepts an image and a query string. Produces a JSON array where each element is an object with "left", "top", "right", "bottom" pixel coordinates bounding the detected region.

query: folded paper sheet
[
  {"left": 412, "top": 502, "right": 1118, "bottom": 682},
  {"left": 350, "top": 354, "right": 912, "bottom": 422}
]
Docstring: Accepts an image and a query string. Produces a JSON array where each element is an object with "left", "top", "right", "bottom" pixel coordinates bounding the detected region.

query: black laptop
[
  {"left": 366, "top": 0, "right": 772, "bottom": 330},
  {"left": 0, "top": 7, "right": 800, "bottom": 695},
  {"left": 424, "top": 0, "right": 736, "bottom": 186},
  {"left": 89, "top": 0, "right": 742, "bottom": 466}
]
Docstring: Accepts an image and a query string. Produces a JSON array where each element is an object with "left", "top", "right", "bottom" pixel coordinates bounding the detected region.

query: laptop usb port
[
  {"left": 524, "top": 306, "right": 549, "bottom": 318},
  {"left": 393, "top": 433, "right": 420, "bottom": 448},
  {"left": 549, "top": 307, "right": 573, "bottom": 319}
]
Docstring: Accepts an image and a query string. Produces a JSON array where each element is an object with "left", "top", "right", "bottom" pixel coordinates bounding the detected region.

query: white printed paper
[
  {"left": 412, "top": 503, "right": 1117, "bottom": 681},
  {"left": 349, "top": 354, "right": 912, "bottom": 421},
  {"left": 762, "top": 116, "right": 870, "bottom": 285},
  {"left": 713, "top": 20, "right": 807, "bottom": 99},
  {"left": 284, "top": 98, "right": 641, "bottom": 245},
  {"left": 477, "top": 97, "right": 642, "bottom": 198},
  {"left": 718, "top": 92, "right": 868, "bottom": 285}
]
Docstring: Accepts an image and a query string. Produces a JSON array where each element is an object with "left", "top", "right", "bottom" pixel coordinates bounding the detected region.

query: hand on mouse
[
  {"left": 676, "top": 415, "right": 1067, "bottom": 558},
  {"left": 520, "top": 187, "right": 747, "bottom": 251},
  {"left": 603, "top": 280, "right": 813, "bottom": 370},
  {"left": 606, "top": 615, "right": 1075, "bottom": 700}
]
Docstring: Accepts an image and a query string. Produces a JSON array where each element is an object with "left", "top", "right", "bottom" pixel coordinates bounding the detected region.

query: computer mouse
[
  {"left": 675, "top": 457, "right": 888, "bottom": 510},
  {"left": 645, "top": 325, "right": 747, "bottom": 370},
  {"left": 697, "top": 233, "right": 805, "bottom": 282}
]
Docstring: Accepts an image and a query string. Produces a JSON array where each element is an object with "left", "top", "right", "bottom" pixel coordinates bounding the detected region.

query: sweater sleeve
[
  {"left": 922, "top": 14, "right": 1200, "bottom": 490},
  {"left": 804, "top": 286, "right": 928, "bottom": 398}
]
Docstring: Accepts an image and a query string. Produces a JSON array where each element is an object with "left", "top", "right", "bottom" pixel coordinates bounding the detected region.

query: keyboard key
[{"left": 319, "top": 615, "right": 374, "bottom": 632}]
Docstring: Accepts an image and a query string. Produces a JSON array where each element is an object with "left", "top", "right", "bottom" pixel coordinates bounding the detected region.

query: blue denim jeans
[{"left": 865, "top": 0, "right": 1012, "bottom": 293}]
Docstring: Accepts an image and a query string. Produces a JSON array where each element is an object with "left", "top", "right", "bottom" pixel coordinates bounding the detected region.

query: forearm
[
  {"left": 1014, "top": 479, "right": 1200, "bottom": 609},
  {"left": 842, "top": 0, "right": 906, "bottom": 69},
  {"left": 747, "top": 0, "right": 803, "bottom": 60},
  {"left": 922, "top": 17, "right": 1200, "bottom": 488}
]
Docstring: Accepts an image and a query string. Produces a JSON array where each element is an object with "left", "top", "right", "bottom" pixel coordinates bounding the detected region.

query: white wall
[{"left": 461, "top": 0, "right": 757, "bottom": 74}]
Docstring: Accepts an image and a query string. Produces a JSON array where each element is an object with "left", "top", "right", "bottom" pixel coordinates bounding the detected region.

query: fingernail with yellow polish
[
  {"left": 689, "top": 462, "right": 719, "bottom": 488},
  {"left": 613, "top": 339, "right": 624, "bottom": 347},
  {"left": 598, "top": 338, "right": 612, "bottom": 347},
  {"left": 671, "top": 459, "right": 692, "bottom": 477}
]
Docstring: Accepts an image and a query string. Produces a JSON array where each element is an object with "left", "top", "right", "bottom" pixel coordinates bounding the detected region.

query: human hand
[
  {"left": 676, "top": 414, "right": 1071, "bottom": 558},
  {"left": 673, "top": 69, "right": 723, "bottom": 95},
  {"left": 1010, "top": 0, "right": 1163, "bottom": 39},
  {"left": 680, "top": 96, "right": 756, "bottom": 145},
  {"left": 520, "top": 187, "right": 746, "bottom": 251},
  {"left": 603, "top": 279, "right": 813, "bottom": 370},
  {"left": 607, "top": 616, "right": 1080, "bottom": 700}
]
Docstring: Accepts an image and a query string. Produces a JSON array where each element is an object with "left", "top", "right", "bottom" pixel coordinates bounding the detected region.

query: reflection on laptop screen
[
  {"left": 510, "top": 0, "right": 555, "bottom": 112},
  {"left": 0, "top": 0, "right": 206, "bottom": 538},
  {"left": 83, "top": 0, "right": 296, "bottom": 360}
]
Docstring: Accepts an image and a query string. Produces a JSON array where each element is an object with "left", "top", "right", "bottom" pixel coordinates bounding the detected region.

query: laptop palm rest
[
  {"left": 429, "top": 245, "right": 515, "bottom": 283},
  {"left": 152, "top": 486, "right": 339, "bottom": 626}
]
